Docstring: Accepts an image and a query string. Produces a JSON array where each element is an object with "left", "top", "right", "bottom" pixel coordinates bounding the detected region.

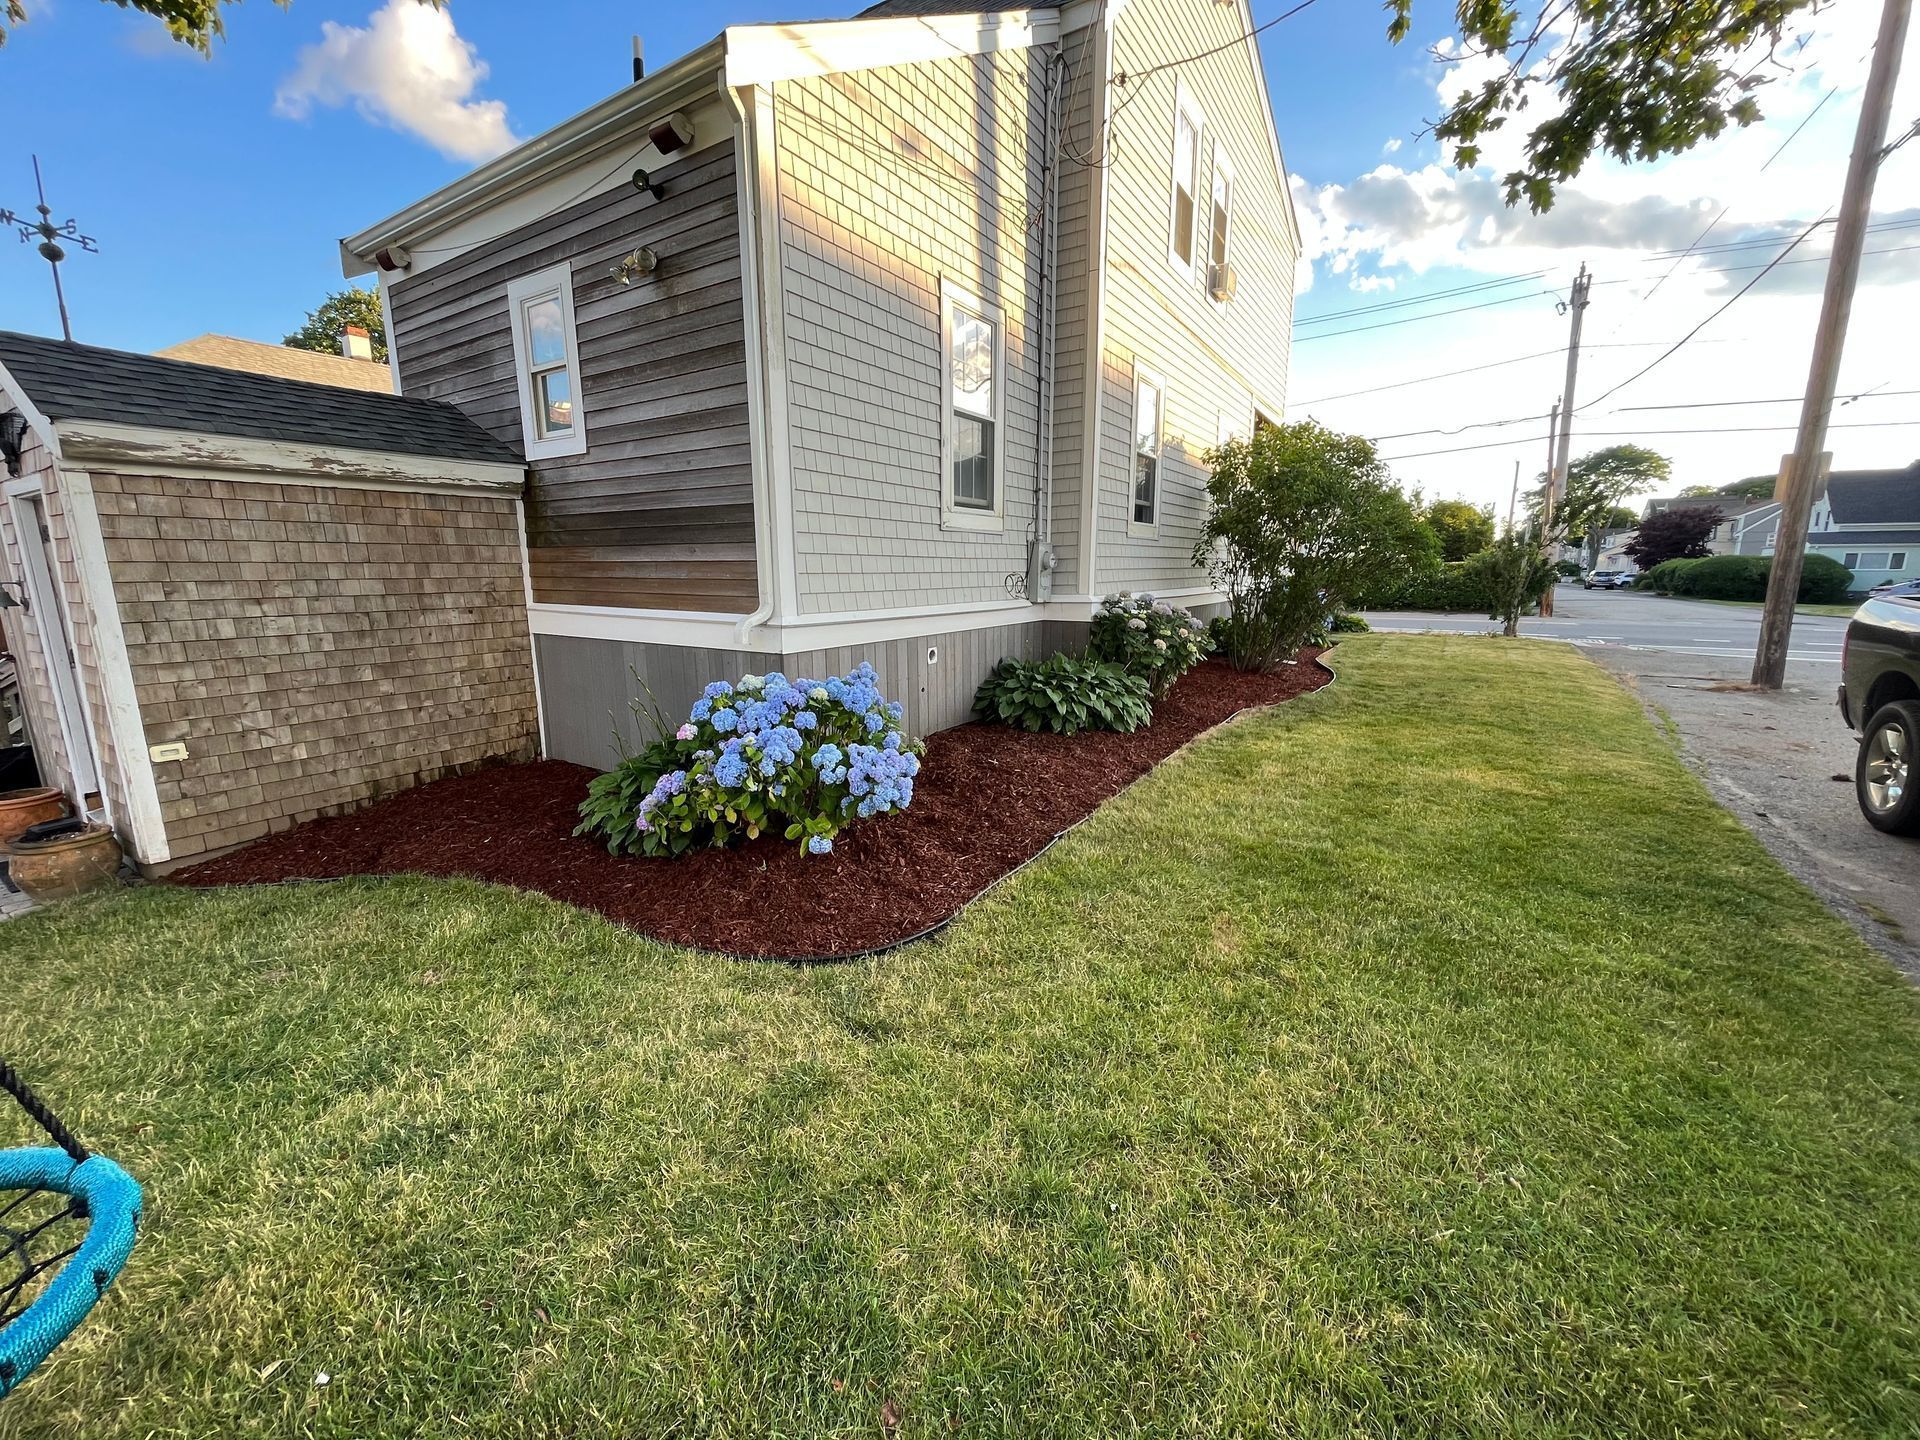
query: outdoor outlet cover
[{"left": 149, "top": 742, "right": 188, "bottom": 763}]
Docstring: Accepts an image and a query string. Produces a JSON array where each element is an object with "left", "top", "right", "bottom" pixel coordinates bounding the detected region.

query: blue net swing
[{"left": 0, "top": 1060, "right": 140, "bottom": 1399}]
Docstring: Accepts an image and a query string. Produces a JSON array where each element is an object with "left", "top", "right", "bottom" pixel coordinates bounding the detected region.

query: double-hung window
[
  {"left": 940, "top": 279, "right": 1005, "bottom": 529},
  {"left": 506, "top": 263, "right": 587, "bottom": 460},
  {"left": 1133, "top": 369, "right": 1164, "bottom": 529},
  {"left": 1208, "top": 150, "right": 1234, "bottom": 295},
  {"left": 1169, "top": 89, "right": 1201, "bottom": 274}
]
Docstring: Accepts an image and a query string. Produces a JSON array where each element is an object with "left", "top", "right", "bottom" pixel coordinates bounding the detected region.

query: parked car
[
  {"left": 1584, "top": 570, "right": 1636, "bottom": 590},
  {"left": 1840, "top": 589, "right": 1920, "bottom": 835},
  {"left": 1867, "top": 578, "right": 1920, "bottom": 599}
]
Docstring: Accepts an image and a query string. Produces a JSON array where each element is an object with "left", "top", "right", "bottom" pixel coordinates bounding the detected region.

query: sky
[{"left": 0, "top": 0, "right": 1915, "bottom": 515}]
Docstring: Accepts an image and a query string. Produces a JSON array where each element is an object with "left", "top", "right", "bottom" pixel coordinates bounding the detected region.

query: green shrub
[
  {"left": 575, "top": 737, "right": 686, "bottom": 856},
  {"left": 1349, "top": 561, "right": 1498, "bottom": 612},
  {"left": 1636, "top": 553, "right": 1854, "bottom": 603},
  {"left": 1329, "top": 612, "right": 1371, "bottom": 633},
  {"left": 1555, "top": 559, "right": 1583, "bottom": 579},
  {"left": 973, "top": 652, "right": 1153, "bottom": 735},
  {"left": 1088, "top": 592, "right": 1213, "bottom": 696}
]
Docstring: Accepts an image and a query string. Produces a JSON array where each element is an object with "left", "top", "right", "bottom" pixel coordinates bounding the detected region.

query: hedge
[
  {"left": 1347, "top": 561, "right": 1499, "bottom": 612},
  {"left": 1635, "top": 552, "right": 1853, "bottom": 603}
]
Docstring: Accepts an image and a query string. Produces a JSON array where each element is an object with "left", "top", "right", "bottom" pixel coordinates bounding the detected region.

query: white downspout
[{"left": 727, "top": 76, "right": 778, "bottom": 648}]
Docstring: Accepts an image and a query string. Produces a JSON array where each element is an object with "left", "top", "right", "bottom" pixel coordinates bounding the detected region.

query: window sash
[
  {"left": 940, "top": 280, "right": 1004, "bottom": 524},
  {"left": 1134, "top": 376, "right": 1162, "bottom": 526},
  {"left": 506, "top": 265, "right": 585, "bottom": 459},
  {"left": 1171, "top": 109, "right": 1198, "bottom": 266}
]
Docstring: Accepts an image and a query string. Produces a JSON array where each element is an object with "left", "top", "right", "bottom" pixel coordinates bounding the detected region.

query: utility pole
[
  {"left": 0, "top": 158, "right": 98, "bottom": 343},
  {"left": 1754, "top": 0, "right": 1912, "bottom": 689},
  {"left": 1506, "top": 458, "right": 1521, "bottom": 534},
  {"left": 1539, "top": 265, "right": 1591, "bottom": 618}
]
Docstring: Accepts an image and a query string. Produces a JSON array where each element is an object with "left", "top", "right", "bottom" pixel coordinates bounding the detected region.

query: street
[{"left": 1362, "top": 585, "right": 1919, "bottom": 978}]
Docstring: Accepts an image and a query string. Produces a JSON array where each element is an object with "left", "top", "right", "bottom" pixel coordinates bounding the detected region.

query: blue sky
[{"left": 1, "top": 0, "right": 1914, "bottom": 506}]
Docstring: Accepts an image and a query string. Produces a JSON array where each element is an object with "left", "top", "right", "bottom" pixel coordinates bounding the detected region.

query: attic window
[{"left": 506, "top": 263, "right": 587, "bottom": 461}]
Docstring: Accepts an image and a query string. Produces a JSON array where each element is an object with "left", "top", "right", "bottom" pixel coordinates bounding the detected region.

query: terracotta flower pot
[
  {"left": 0, "top": 787, "right": 68, "bottom": 849},
  {"left": 7, "top": 823, "right": 123, "bottom": 903}
]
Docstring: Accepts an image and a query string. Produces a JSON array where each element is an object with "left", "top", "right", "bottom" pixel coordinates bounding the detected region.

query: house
[
  {"left": 1642, "top": 493, "right": 1782, "bottom": 556},
  {"left": 0, "top": 332, "right": 538, "bottom": 871},
  {"left": 0, "top": 0, "right": 1297, "bottom": 868},
  {"left": 1794, "top": 462, "right": 1920, "bottom": 588},
  {"left": 340, "top": 0, "right": 1298, "bottom": 767},
  {"left": 156, "top": 331, "right": 394, "bottom": 394}
]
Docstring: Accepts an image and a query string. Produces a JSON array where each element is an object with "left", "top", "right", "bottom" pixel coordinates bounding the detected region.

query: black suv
[{"left": 1841, "top": 589, "right": 1920, "bottom": 835}]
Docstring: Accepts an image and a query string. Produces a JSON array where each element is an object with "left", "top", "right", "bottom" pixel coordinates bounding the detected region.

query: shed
[{"left": 0, "top": 331, "right": 539, "bottom": 871}]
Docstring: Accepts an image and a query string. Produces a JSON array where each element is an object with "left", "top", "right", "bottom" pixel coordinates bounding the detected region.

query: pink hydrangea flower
[{"left": 676, "top": 723, "right": 697, "bottom": 740}]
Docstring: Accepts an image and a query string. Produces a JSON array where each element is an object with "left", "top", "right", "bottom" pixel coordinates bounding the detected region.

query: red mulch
[{"left": 172, "top": 654, "right": 1331, "bottom": 959}]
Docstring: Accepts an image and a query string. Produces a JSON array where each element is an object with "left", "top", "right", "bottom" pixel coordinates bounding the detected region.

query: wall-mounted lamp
[
  {"left": 0, "top": 411, "right": 26, "bottom": 478},
  {"left": 0, "top": 581, "right": 26, "bottom": 612},
  {"left": 631, "top": 167, "right": 665, "bottom": 201},
  {"left": 611, "top": 247, "right": 659, "bottom": 285}
]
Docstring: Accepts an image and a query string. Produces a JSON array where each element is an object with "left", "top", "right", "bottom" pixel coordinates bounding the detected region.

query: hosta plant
[
  {"left": 1088, "top": 591, "right": 1212, "bottom": 696},
  {"left": 576, "top": 663, "right": 922, "bottom": 858},
  {"left": 973, "top": 652, "right": 1153, "bottom": 736}
]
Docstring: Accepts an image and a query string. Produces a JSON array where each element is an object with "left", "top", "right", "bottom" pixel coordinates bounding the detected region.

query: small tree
[
  {"left": 1423, "top": 498, "right": 1497, "bottom": 562},
  {"left": 1196, "top": 421, "right": 1433, "bottom": 672},
  {"left": 1530, "top": 445, "right": 1671, "bottom": 570},
  {"left": 284, "top": 285, "right": 388, "bottom": 363},
  {"left": 1626, "top": 507, "right": 1722, "bottom": 570},
  {"left": 1471, "top": 532, "right": 1557, "bottom": 638}
]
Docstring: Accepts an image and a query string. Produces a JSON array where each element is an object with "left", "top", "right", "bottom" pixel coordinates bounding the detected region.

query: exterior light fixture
[
  {"left": 649, "top": 111, "right": 695, "bottom": 155},
  {"left": 0, "top": 411, "right": 27, "bottom": 477},
  {"left": 611, "top": 247, "right": 659, "bottom": 284},
  {"left": 631, "top": 168, "right": 665, "bottom": 201}
]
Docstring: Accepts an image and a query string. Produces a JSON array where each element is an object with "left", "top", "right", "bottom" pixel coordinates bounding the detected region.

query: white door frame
[{"left": 4, "top": 477, "right": 104, "bottom": 807}]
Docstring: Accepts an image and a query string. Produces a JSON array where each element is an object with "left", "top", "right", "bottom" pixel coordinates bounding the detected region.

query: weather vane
[{"left": 1, "top": 156, "right": 98, "bottom": 343}]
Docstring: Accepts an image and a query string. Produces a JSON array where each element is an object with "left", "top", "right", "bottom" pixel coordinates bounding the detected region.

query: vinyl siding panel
[
  {"left": 389, "top": 140, "right": 757, "bottom": 613},
  {"left": 1092, "top": 0, "right": 1296, "bottom": 593},
  {"left": 772, "top": 45, "right": 1054, "bottom": 613}
]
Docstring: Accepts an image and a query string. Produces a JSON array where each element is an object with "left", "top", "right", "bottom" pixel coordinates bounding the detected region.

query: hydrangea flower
[
  {"left": 703, "top": 680, "right": 734, "bottom": 701},
  {"left": 808, "top": 836, "right": 833, "bottom": 855},
  {"left": 676, "top": 723, "right": 696, "bottom": 740},
  {"left": 710, "top": 706, "right": 738, "bottom": 733},
  {"left": 689, "top": 698, "right": 713, "bottom": 722}
]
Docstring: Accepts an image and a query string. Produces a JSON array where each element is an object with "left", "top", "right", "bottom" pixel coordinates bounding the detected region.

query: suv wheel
[{"left": 1857, "top": 699, "right": 1920, "bottom": 835}]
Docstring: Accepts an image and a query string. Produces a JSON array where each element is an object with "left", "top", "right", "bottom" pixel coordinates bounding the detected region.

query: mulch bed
[{"left": 173, "top": 654, "right": 1331, "bottom": 959}]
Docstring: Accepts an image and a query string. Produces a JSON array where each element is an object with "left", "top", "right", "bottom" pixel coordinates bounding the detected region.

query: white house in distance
[{"left": 340, "top": 0, "right": 1300, "bottom": 766}]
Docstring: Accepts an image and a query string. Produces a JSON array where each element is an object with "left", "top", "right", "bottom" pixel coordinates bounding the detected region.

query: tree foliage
[
  {"left": 1470, "top": 532, "right": 1558, "bottom": 638},
  {"left": 1423, "top": 497, "right": 1497, "bottom": 562},
  {"left": 1387, "top": 0, "right": 1817, "bottom": 211},
  {"left": 1625, "top": 506, "right": 1722, "bottom": 570},
  {"left": 1719, "top": 474, "right": 1778, "bottom": 500},
  {"left": 1677, "top": 484, "right": 1720, "bottom": 498},
  {"left": 1531, "top": 444, "right": 1671, "bottom": 565},
  {"left": 1, "top": 0, "right": 446, "bottom": 51},
  {"left": 1197, "top": 421, "right": 1434, "bottom": 671},
  {"left": 284, "top": 286, "right": 388, "bottom": 365}
]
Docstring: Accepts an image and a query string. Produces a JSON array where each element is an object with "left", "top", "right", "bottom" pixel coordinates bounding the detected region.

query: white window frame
[
  {"left": 1131, "top": 365, "right": 1166, "bottom": 535},
  {"left": 506, "top": 263, "right": 587, "bottom": 461},
  {"left": 1167, "top": 85, "right": 1204, "bottom": 279},
  {"left": 1206, "top": 147, "right": 1235, "bottom": 307},
  {"left": 1894, "top": 552, "right": 1910, "bottom": 569},
  {"left": 938, "top": 278, "right": 1007, "bottom": 533}
]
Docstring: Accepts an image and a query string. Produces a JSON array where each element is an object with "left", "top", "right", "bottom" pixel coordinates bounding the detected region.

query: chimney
[{"left": 341, "top": 324, "right": 374, "bottom": 363}]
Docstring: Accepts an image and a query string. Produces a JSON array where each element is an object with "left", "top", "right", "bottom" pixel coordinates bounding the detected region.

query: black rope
[{"left": 0, "top": 1061, "right": 88, "bottom": 1163}]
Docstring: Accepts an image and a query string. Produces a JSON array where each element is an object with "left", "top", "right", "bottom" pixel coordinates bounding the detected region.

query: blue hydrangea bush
[
  {"left": 1088, "top": 592, "right": 1213, "bottom": 696},
  {"left": 578, "top": 663, "right": 922, "bottom": 858}
]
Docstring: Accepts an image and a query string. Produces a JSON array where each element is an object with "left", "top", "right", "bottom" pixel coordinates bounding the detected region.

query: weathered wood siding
[{"left": 388, "top": 139, "right": 755, "bottom": 613}]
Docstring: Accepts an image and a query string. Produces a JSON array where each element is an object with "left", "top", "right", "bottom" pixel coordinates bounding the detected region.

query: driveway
[{"left": 1362, "top": 587, "right": 1920, "bottom": 978}]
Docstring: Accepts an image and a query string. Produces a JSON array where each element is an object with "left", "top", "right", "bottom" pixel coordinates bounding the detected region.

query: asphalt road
[{"left": 1362, "top": 585, "right": 1920, "bottom": 979}]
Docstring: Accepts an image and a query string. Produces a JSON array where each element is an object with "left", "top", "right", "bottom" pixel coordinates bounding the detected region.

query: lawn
[
  {"left": 5, "top": 635, "right": 1920, "bottom": 1438},
  {"left": 1682, "top": 597, "right": 1860, "bottom": 618}
]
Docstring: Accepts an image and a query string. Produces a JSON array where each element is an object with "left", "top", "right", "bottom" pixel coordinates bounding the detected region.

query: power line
[
  {"left": 1290, "top": 339, "right": 1746, "bottom": 406},
  {"left": 1378, "top": 418, "right": 1920, "bottom": 463},
  {"left": 1575, "top": 215, "right": 1832, "bottom": 413},
  {"left": 1294, "top": 287, "right": 1560, "bottom": 341},
  {"left": 1294, "top": 270, "right": 1551, "bottom": 325},
  {"left": 1614, "top": 388, "right": 1920, "bottom": 412}
]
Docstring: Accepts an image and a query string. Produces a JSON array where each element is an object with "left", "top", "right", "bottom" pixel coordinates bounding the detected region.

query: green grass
[
  {"left": 6, "top": 636, "right": 1920, "bottom": 1438},
  {"left": 1671, "top": 596, "right": 1860, "bottom": 617}
]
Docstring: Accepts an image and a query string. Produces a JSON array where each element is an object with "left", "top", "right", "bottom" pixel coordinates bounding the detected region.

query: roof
[
  {"left": 0, "top": 330, "right": 518, "bottom": 467},
  {"left": 1809, "top": 527, "right": 1920, "bottom": 548},
  {"left": 156, "top": 334, "right": 394, "bottom": 394},
  {"left": 1646, "top": 494, "right": 1773, "bottom": 517},
  {"left": 1824, "top": 463, "right": 1920, "bottom": 526},
  {"left": 858, "top": 0, "right": 1048, "bottom": 13}
]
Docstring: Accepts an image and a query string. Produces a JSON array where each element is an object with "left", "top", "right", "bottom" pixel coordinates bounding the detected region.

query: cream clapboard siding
[
  {"left": 1046, "top": 20, "right": 1099, "bottom": 598},
  {"left": 1093, "top": 0, "right": 1297, "bottom": 592},
  {"left": 772, "top": 44, "right": 1054, "bottom": 613}
]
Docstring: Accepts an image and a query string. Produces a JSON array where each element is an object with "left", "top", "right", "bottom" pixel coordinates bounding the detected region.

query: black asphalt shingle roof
[
  {"left": 1811, "top": 528, "right": 1920, "bottom": 548},
  {"left": 1825, "top": 464, "right": 1920, "bottom": 526},
  {"left": 0, "top": 330, "right": 520, "bottom": 467}
]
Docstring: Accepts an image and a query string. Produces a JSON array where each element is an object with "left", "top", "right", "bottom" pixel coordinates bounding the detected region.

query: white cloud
[
  {"left": 274, "top": 0, "right": 519, "bottom": 164},
  {"left": 1382, "top": 137, "right": 1403, "bottom": 155}
]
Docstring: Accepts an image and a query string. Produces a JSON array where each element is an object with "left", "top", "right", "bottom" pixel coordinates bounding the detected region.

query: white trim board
[
  {"left": 4, "top": 477, "right": 100, "bottom": 809},
  {"left": 52, "top": 420, "right": 525, "bottom": 493},
  {"left": 724, "top": 11, "right": 1057, "bottom": 87}
]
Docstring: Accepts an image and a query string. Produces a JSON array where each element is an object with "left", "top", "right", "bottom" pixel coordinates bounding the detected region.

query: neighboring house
[
  {"left": 0, "top": 332, "right": 538, "bottom": 872},
  {"left": 1795, "top": 462, "right": 1920, "bottom": 589},
  {"left": 156, "top": 332, "right": 395, "bottom": 394},
  {"left": 339, "top": 0, "right": 1298, "bottom": 766},
  {"left": 1642, "top": 493, "right": 1781, "bottom": 556}
]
